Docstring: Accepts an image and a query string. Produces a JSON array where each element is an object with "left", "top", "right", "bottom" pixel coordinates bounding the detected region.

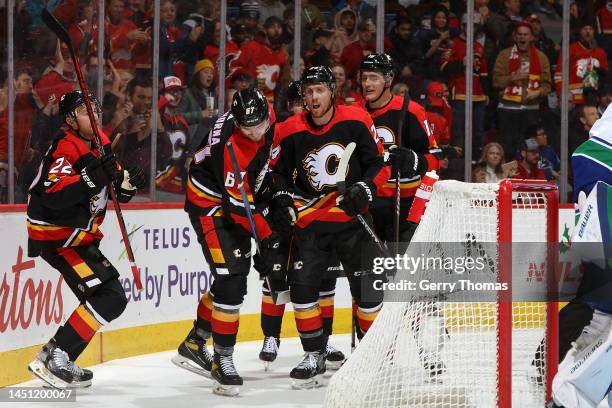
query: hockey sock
[
  {"left": 196, "top": 291, "right": 213, "bottom": 334},
  {"left": 292, "top": 285, "right": 324, "bottom": 352},
  {"left": 261, "top": 293, "right": 285, "bottom": 338},
  {"left": 211, "top": 302, "right": 240, "bottom": 353},
  {"left": 319, "top": 294, "right": 335, "bottom": 337},
  {"left": 355, "top": 303, "right": 382, "bottom": 335},
  {"left": 53, "top": 304, "right": 102, "bottom": 361}
]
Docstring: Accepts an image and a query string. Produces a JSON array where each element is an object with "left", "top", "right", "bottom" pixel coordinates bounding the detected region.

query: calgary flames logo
[
  {"left": 376, "top": 126, "right": 395, "bottom": 146},
  {"left": 89, "top": 186, "right": 108, "bottom": 216},
  {"left": 303, "top": 143, "right": 347, "bottom": 191},
  {"left": 256, "top": 64, "right": 281, "bottom": 91}
]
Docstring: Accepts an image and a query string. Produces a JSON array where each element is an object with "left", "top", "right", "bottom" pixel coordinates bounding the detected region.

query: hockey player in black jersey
[
  {"left": 26, "top": 90, "right": 145, "bottom": 389},
  {"left": 173, "top": 88, "right": 286, "bottom": 396},
  {"left": 361, "top": 54, "right": 447, "bottom": 377},
  {"left": 269, "top": 66, "right": 390, "bottom": 388},
  {"left": 360, "top": 53, "right": 441, "bottom": 249},
  {"left": 258, "top": 80, "right": 346, "bottom": 371}
]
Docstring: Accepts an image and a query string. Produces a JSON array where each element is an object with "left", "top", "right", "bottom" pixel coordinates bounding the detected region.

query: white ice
[
  {"left": 4, "top": 334, "right": 352, "bottom": 408},
  {"left": 4, "top": 332, "right": 610, "bottom": 408}
]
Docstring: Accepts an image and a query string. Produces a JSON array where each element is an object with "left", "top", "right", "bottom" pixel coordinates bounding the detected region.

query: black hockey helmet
[
  {"left": 301, "top": 65, "right": 336, "bottom": 95},
  {"left": 231, "top": 87, "right": 269, "bottom": 127},
  {"left": 360, "top": 53, "right": 395, "bottom": 78},
  {"left": 59, "top": 90, "right": 101, "bottom": 118},
  {"left": 287, "top": 80, "right": 303, "bottom": 103}
]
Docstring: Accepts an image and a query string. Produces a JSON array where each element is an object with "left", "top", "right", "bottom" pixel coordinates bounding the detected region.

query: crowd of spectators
[{"left": 1, "top": 0, "right": 611, "bottom": 203}]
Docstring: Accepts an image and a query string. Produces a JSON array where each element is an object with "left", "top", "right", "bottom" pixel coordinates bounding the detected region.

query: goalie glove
[
  {"left": 80, "top": 154, "right": 121, "bottom": 193},
  {"left": 337, "top": 181, "right": 372, "bottom": 216},
  {"left": 114, "top": 166, "right": 146, "bottom": 203}
]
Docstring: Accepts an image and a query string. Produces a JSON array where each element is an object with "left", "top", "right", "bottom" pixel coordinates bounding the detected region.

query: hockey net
[{"left": 325, "top": 180, "right": 559, "bottom": 408}]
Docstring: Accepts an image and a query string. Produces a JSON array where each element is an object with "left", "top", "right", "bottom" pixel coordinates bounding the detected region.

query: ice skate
[
  {"left": 171, "top": 330, "right": 213, "bottom": 378},
  {"left": 259, "top": 336, "right": 280, "bottom": 371},
  {"left": 28, "top": 342, "right": 93, "bottom": 389},
  {"left": 211, "top": 353, "right": 243, "bottom": 396},
  {"left": 290, "top": 350, "right": 326, "bottom": 389}
]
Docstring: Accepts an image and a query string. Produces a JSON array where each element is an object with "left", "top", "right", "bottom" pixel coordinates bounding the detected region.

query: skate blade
[
  {"left": 290, "top": 374, "right": 327, "bottom": 390},
  {"left": 171, "top": 354, "right": 212, "bottom": 379},
  {"left": 28, "top": 360, "right": 71, "bottom": 390},
  {"left": 263, "top": 360, "right": 272, "bottom": 372},
  {"left": 212, "top": 381, "right": 241, "bottom": 396}
]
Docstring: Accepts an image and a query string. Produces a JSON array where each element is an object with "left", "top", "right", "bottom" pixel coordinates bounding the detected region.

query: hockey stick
[
  {"left": 394, "top": 90, "right": 411, "bottom": 256},
  {"left": 42, "top": 9, "right": 143, "bottom": 291},
  {"left": 226, "top": 141, "right": 290, "bottom": 305},
  {"left": 337, "top": 142, "right": 390, "bottom": 256}
]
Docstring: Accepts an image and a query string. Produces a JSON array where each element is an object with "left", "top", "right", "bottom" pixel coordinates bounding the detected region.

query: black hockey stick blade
[{"left": 42, "top": 9, "right": 73, "bottom": 49}]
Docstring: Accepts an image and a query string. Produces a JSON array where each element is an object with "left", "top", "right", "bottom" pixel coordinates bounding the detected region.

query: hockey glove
[
  {"left": 337, "top": 181, "right": 372, "bottom": 216},
  {"left": 114, "top": 167, "right": 146, "bottom": 203},
  {"left": 253, "top": 233, "right": 286, "bottom": 278},
  {"left": 80, "top": 154, "right": 122, "bottom": 193},
  {"left": 270, "top": 191, "right": 297, "bottom": 235},
  {"left": 388, "top": 145, "right": 419, "bottom": 178}
]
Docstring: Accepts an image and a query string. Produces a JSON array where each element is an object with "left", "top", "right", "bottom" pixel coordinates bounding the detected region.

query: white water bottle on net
[{"left": 325, "top": 180, "right": 559, "bottom": 408}]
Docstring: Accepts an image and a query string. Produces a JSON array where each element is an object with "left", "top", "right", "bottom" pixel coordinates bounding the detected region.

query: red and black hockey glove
[
  {"left": 388, "top": 145, "right": 420, "bottom": 178},
  {"left": 253, "top": 233, "right": 286, "bottom": 278},
  {"left": 80, "top": 154, "right": 122, "bottom": 193},
  {"left": 337, "top": 181, "right": 372, "bottom": 216},
  {"left": 114, "top": 166, "right": 145, "bottom": 203},
  {"left": 270, "top": 191, "right": 297, "bottom": 235}
]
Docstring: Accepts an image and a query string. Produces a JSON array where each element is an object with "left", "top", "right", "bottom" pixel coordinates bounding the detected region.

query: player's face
[
  {"left": 70, "top": 104, "right": 100, "bottom": 139},
  {"left": 303, "top": 84, "right": 332, "bottom": 118},
  {"left": 239, "top": 118, "right": 270, "bottom": 142},
  {"left": 360, "top": 71, "right": 387, "bottom": 101}
]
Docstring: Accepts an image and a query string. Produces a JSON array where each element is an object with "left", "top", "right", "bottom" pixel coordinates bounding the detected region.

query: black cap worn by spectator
[
  {"left": 313, "top": 28, "right": 334, "bottom": 40},
  {"left": 239, "top": 0, "right": 260, "bottom": 21},
  {"left": 264, "top": 16, "right": 283, "bottom": 29}
]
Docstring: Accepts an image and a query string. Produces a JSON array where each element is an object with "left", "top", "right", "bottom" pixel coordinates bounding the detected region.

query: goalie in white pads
[{"left": 550, "top": 105, "right": 612, "bottom": 408}]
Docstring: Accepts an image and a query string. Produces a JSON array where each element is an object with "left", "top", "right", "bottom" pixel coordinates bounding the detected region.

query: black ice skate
[
  {"left": 28, "top": 342, "right": 93, "bottom": 389},
  {"left": 171, "top": 330, "right": 213, "bottom": 378},
  {"left": 290, "top": 350, "right": 326, "bottom": 389},
  {"left": 211, "top": 353, "right": 243, "bottom": 396},
  {"left": 259, "top": 336, "right": 280, "bottom": 370},
  {"left": 325, "top": 343, "right": 346, "bottom": 370}
]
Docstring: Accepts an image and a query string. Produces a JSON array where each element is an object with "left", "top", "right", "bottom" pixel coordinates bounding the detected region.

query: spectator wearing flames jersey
[
  {"left": 155, "top": 76, "right": 191, "bottom": 199},
  {"left": 230, "top": 16, "right": 288, "bottom": 103},
  {"left": 494, "top": 21, "right": 551, "bottom": 161},
  {"left": 441, "top": 13, "right": 489, "bottom": 159},
  {"left": 555, "top": 17, "right": 609, "bottom": 106}
]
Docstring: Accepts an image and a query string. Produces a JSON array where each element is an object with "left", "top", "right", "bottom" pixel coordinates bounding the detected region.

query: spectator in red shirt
[
  {"left": 426, "top": 81, "right": 453, "bottom": 140},
  {"left": 507, "top": 137, "right": 546, "bottom": 180},
  {"left": 340, "top": 20, "right": 376, "bottom": 81},
  {"left": 441, "top": 13, "right": 489, "bottom": 159},
  {"left": 231, "top": 16, "right": 288, "bottom": 102},
  {"left": 555, "top": 17, "right": 609, "bottom": 105},
  {"left": 106, "top": 0, "right": 148, "bottom": 72}
]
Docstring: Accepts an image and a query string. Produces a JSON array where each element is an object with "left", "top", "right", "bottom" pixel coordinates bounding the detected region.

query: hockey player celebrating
[
  {"left": 258, "top": 80, "right": 345, "bottom": 371},
  {"left": 549, "top": 104, "right": 612, "bottom": 408},
  {"left": 360, "top": 53, "right": 447, "bottom": 377},
  {"left": 26, "top": 90, "right": 145, "bottom": 388},
  {"left": 269, "top": 65, "right": 389, "bottom": 388},
  {"left": 173, "top": 88, "right": 285, "bottom": 396},
  {"left": 359, "top": 53, "right": 440, "bottom": 248}
]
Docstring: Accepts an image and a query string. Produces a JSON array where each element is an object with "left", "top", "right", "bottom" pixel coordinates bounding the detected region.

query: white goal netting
[{"left": 325, "top": 180, "right": 555, "bottom": 408}]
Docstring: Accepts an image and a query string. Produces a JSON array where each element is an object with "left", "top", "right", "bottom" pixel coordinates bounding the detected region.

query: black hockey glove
[
  {"left": 253, "top": 233, "right": 286, "bottom": 278},
  {"left": 270, "top": 191, "right": 297, "bottom": 235},
  {"left": 337, "top": 181, "right": 372, "bottom": 216},
  {"left": 114, "top": 166, "right": 146, "bottom": 203},
  {"left": 80, "top": 154, "right": 121, "bottom": 193},
  {"left": 388, "top": 145, "right": 419, "bottom": 178}
]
